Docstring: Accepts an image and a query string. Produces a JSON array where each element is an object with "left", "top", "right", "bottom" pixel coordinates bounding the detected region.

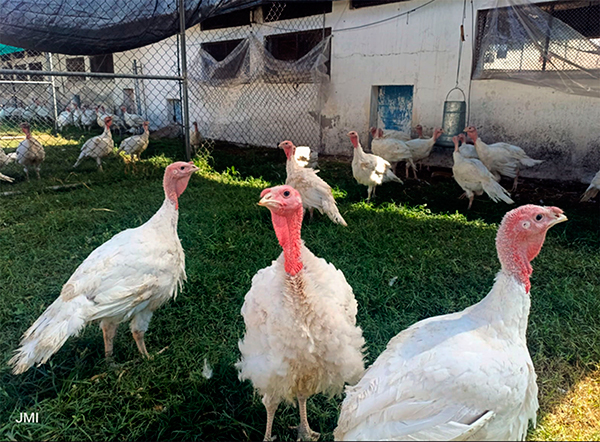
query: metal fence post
[
  {"left": 46, "top": 53, "right": 59, "bottom": 133},
  {"left": 179, "top": 0, "right": 191, "bottom": 160}
]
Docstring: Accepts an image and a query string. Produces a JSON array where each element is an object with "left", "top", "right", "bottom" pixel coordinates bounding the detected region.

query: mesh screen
[{"left": 473, "top": 0, "right": 600, "bottom": 97}]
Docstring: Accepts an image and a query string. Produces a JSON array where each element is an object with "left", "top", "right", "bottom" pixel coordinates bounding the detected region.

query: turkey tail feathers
[
  {"left": 10, "top": 296, "right": 89, "bottom": 374},
  {"left": 580, "top": 185, "right": 598, "bottom": 202},
  {"left": 482, "top": 180, "right": 514, "bottom": 205},
  {"left": 520, "top": 157, "right": 544, "bottom": 168},
  {"left": 323, "top": 200, "right": 348, "bottom": 226},
  {"left": 385, "top": 169, "right": 403, "bottom": 184}
]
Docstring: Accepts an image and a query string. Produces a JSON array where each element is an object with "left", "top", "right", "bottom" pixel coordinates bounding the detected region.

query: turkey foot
[
  {"left": 511, "top": 173, "right": 519, "bottom": 192},
  {"left": 294, "top": 396, "right": 320, "bottom": 441},
  {"left": 458, "top": 192, "right": 467, "bottom": 199}
]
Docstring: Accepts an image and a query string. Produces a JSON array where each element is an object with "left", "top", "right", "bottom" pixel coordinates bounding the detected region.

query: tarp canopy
[
  {"left": 0, "top": 44, "right": 24, "bottom": 56},
  {"left": 0, "top": 0, "right": 273, "bottom": 55}
]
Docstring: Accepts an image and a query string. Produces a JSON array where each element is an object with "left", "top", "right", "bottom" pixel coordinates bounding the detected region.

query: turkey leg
[
  {"left": 262, "top": 394, "right": 279, "bottom": 441},
  {"left": 132, "top": 330, "right": 150, "bottom": 358},
  {"left": 100, "top": 320, "right": 118, "bottom": 359},
  {"left": 296, "top": 395, "right": 319, "bottom": 441},
  {"left": 512, "top": 168, "right": 520, "bottom": 191}
]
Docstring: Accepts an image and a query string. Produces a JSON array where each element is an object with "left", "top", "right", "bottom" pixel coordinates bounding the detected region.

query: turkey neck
[
  {"left": 163, "top": 174, "right": 190, "bottom": 211},
  {"left": 284, "top": 147, "right": 299, "bottom": 176},
  {"left": 471, "top": 227, "right": 540, "bottom": 340},
  {"left": 271, "top": 206, "right": 303, "bottom": 276}
]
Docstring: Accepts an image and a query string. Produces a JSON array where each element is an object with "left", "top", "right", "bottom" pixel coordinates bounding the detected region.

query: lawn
[{"left": 0, "top": 131, "right": 598, "bottom": 441}]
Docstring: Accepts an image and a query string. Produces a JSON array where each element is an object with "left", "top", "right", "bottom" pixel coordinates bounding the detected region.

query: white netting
[{"left": 187, "top": 10, "right": 330, "bottom": 151}]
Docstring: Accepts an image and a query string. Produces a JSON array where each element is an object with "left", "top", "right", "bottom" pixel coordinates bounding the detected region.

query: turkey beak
[
  {"left": 258, "top": 192, "right": 278, "bottom": 209},
  {"left": 548, "top": 213, "right": 567, "bottom": 228}
]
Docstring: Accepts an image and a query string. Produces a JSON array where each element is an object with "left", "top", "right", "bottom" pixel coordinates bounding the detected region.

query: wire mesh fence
[
  {"left": 187, "top": 2, "right": 330, "bottom": 155},
  {"left": 0, "top": 1, "right": 330, "bottom": 185},
  {"left": 473, "top": 0, "right": 600, "bottom": 96}
]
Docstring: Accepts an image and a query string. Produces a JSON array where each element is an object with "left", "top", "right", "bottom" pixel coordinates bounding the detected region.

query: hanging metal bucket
[{"left": 436, "top": 87, "right": 466, "bottom": 147}]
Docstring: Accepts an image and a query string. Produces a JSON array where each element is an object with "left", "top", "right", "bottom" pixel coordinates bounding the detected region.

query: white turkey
[
  {"left": 0, "top": 147, "right": 17, "bottom": 168},
  {"left": 370, "top": 127, "right": 410, "bottom": 142},
  {"left": 465, "top": 126, "right": 543, "bottom": 191},
  {"left": 121, "top": 106, "right": 145, "bottom": 133},
  {"left": 118, "top": 121, "right": 150, "bottom": 160},
  {"left": 0, "top": 147, "right": 16, "bottom": 183},
  {"left": 73, "top": 116, "right": 114, "bottom": 171},
  {"left": 190, "top": 121, "right": 202, "bottom": 155},
  {"left": 349, "top": 130, "right": 403, "bottom": 202},
  {"left": 236, "top": 185, "right": 365, "bottom": 441},
  {"left": 96, "top": 106, "right": 108, "bottom": 128},
  {"left": 369, "top": 125, "right": 424, "bottom": 142},
  {"left": 452, "top": 136, "right": 513, "bottom": 210},
  {"left": 279, "top": 140, "right": 346, "bottom": 226},
  {"left": 9, "top": 161, "right": 199, "bottom": 374},
  {"left": 293, "top": 145, "right": 319, "bottom": 169},
  {"left": 369, "top": 127, "right": 414, "bottom": 177},
  {"left": 72, "top": 104, "right": 83, "bottom": 128},
  {"left": 404, "top": 127, "right": 443, "bottom": 179},
  {"left": 335, "top": 204, "right": 567, "bottom": 441},
  {"left": 0, "top": 172, "right": 14, "bottom": 183},
  {"left": 16, "top": 122, "right": 45, "bottom": 180},
  {"left": 457, "top": 133, "right": 479, "bottom": 160},
  {"left": 57, "top": 108, "right": 73, "bottom": 131},
  {"left": 80, "top": 106, "right": 96, "bottom": 131},
  {"left": 580, "top": 169, "right": 600, "bottom": 202}
]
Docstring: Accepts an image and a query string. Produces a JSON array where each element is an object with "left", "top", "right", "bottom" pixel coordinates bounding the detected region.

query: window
[
  {"left": 263, "top": 1, "right": 332, "bottom": 22},
  {"left": 123, "top": 88, "right": 135, "bottom": 110},
  {"left": 351, "top": 0, "right": 408, "bottom": 9},
  {"left": 202, "top": 39, "right": 244, "bottom": 62},
  {"left": 66, "top": 57, "right": 86, "bottom": 81},
  {"left": 201, "top": 39, "right": 247, "bottom": 81},
  {"left": 29, "top": 62, "right": 44, "bottom": 81},
  {"left": 90, "top": 54, "right": 114, "bottom": 73},
  {"left": 14, "top": 64, "right": 27, "bottom": 81},
  {"left": 264, "top": 28, "right": 332, "bottom": 82},
  {"left": 265, "top": 28, "right": 331, "bottom": 62},
  {"left": 201, "top": 8, "right": 251, "bottom": 30},
  {"left": 474, "top": 0, "right": 600, "bottom": 77}
]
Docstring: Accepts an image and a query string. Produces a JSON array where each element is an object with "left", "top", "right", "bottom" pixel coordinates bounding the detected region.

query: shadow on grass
[{"left": 0, "top": 143, "right": 598, "bottom": 441}]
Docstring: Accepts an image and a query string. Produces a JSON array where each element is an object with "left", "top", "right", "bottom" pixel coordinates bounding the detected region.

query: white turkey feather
[{"left": 335, "top": 272, "right": 538, "bottom": 441}]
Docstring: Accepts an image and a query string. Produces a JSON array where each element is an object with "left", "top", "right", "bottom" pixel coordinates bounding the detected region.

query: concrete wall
[{"left": 321, "top": 0, "right": 600, "bottom": 182}]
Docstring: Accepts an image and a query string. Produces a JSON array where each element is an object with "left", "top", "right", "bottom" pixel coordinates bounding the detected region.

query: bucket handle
[{"left": 445, "top": 87, "right": 466, "bottom": 102}]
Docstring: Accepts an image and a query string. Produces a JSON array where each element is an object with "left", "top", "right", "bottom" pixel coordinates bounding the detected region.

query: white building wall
[
  {"left": 322, "top": 0, "right": 600, "bottom": 181},
  {"left": 70, "top": 0, "right": 597, "bottom": 181}
]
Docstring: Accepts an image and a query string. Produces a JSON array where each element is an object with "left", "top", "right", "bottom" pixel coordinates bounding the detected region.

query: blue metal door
[
  {"left": 173, "top": 100, "right": 182, "bottom": 124},
  {"left": 377, "top": 85, "right": 413, "bottom": 133}
]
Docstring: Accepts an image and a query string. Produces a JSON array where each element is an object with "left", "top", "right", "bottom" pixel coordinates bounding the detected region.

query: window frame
[
  {"left": 263, "top": 28, "right": 332, "bottom": 83},
  {"left": 66, "top": 57, "right": 86, "bottom": 81}
]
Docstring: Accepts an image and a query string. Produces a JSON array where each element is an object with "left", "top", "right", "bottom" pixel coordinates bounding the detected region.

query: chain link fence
[
  {"left": 0, "top": 1, "right": 330, "bottom": 184},
  {"left": 187, "top": 2, "right": 330, "bottom": 156}
]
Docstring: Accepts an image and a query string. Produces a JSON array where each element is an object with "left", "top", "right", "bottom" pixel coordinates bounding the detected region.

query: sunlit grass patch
[{"left": 0, "top": 141, "right": 598, "bottom": 441}]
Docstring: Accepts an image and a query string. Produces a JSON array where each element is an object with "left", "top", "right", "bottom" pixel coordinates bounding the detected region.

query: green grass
[{"left": 0, "top": 134, "right": 598, "bottom": 441}]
